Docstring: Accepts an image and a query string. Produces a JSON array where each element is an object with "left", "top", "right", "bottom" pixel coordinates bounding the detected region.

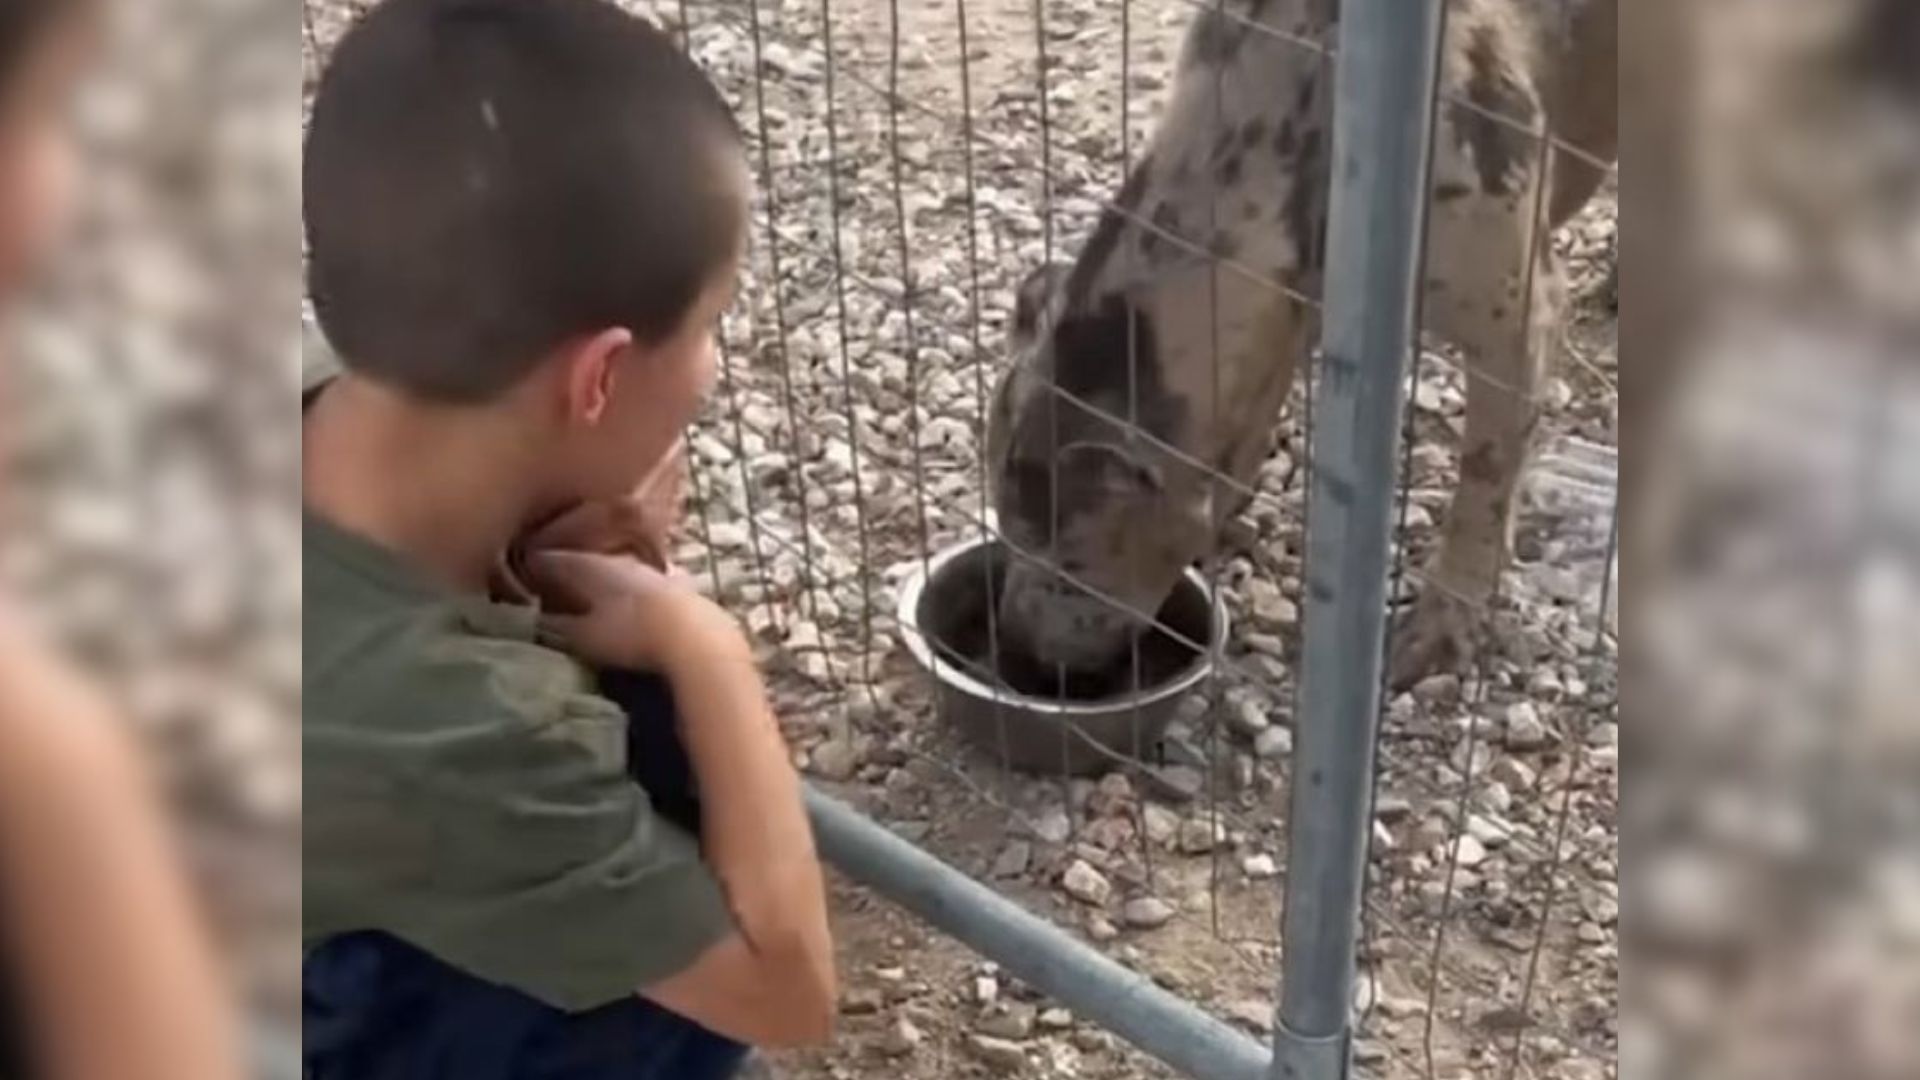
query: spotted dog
[{"left": 987, "top": 0, "right": 1617, "bottom": 685}]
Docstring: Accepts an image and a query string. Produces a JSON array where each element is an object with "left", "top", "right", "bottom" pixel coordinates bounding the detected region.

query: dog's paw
[{"left": 1388, "top": 588, "right": 1481, "bottom": 691}]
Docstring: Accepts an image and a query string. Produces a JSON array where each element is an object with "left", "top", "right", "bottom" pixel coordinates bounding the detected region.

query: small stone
[
  {"left": 1586, "top": 896, "right": 1620, "bottom": 926},
  {"left": 975, "top": 975, "right": 999, "bottom": 1005},
  {"left": 1372, "top": 820, "right": 1396, "bottom": 851},
  {"left": 1412, "top": 816, "right": 1452, "bottom": 853},
  {"left": 1491, "top": 756, "right": 1538, "bottom": 791},
  {"left": 1068, "top": 779, "right": 1098, "bottom": 810},
  {"left": 1375, "top": 995, "right": 1429, "bottom": 1020},
  {"left": 993, "top": 841, "right": 1033, "bottom": 879},
  {"left": 1245, "top": 632, "right": 1286, "bottom": 657},
  {"left": 1038, "top": 1008, "right": 1073, "bottom": 1030},
  {"left": 1089, "top": 772, "right": 1136, "bottom": 815},
  {"left": 1527, "top": 666, "right": 1565, "bottom": 699},
  {"left": 1031, "top": 808, "right": 1072, "bottom": 845},
  {"left": 1454, "top": 834, "right": 1489, "bottom": 868},
  {"left": 1503, "top": 701, "right": 1553, "bottom": 750},
  {"left": 1122, "top": 896, "right": 1176, "bottom": 929},
  {"left": 968, "top": 1035, "right": 1027, "bottom": 1070},
  {"left": 1061, "top": 860, "right": 1113, "bottom": 906},
  {"left": 1577, "top": 922, "right": 1609, "bottom": 945},
  {"left": 842, "top": 987, "right": 883, "bottom": 1015},
  {"left": 1225, "top": 998, "right": 1273, "bottom": 1034},
  {"left": 1072, "top": 1029, "right": 1115, "bottom": 1053},
  {"left": 1144, "top": 764, "right": 1205, "bottom": 803},
  {"left": 1243, "top": 853, "right": 1279, "bottom": 879},
  {"left": 1253, "top": 726, "right": 1293, "bottom": 759},
  {"left": 1086, "top": 914, "right": 1120, "bottom": 942},
  {"left": 1413, "top": 672, "right": 1462, "bottom": 705},
  {"left": 1467, "top": 814, "right": 1513, "bottom": 849},
  {"left": 1476, "top": 780, "right": 1515, "bottom": 815},
  {"left": 1142, "top": 804, "right": 1180, "bottom": 845},
  {"left": 1355, "top": 1041, "right": 1389, "bottom": 1066},
  {"left": 1374, "top": 794, "right": 1415, "bottom": 821},
  {"left": 977, "top": 1004, "right": 1036, "bottom": 1041},
  {"left": 1178, "top": 818, "right": 1226, "bottom": 854},
  {"left": 882, "top": 1017, "right": 922, "bottom": 1056},
  {"left": 1229, "top": 698, "right": 1271, "bottom": 738},
  {"left": 1247, "top": 580, "right": 1299, "bottom": 629},
  {"left": 809, "top": 736, "right": 859, "bottom": 780}
]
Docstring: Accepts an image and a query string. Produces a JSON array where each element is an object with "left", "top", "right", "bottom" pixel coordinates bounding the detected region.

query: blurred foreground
[
  {"left": 0, "top": 0, "right": 300, "bottom": 1066},
  {"left": 1626, "top": 0, "right": 1920, "bottom": 1077}
]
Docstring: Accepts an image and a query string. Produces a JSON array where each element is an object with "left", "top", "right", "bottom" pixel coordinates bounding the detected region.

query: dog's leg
[
  {"left": 1393, "top": 241, "right": 1562, "bottom": 687},
  {"left": 1390, "top": 31, "right": 1562, "bottom": 686}
]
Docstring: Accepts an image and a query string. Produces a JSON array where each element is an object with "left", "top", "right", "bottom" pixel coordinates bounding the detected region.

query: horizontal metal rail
[{"left": 805, "top": 786, "right": 1271, "bottom": 1080}]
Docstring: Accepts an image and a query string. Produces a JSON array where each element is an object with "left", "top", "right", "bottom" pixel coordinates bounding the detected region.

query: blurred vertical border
[
  {"left": 1624, "top": 0, "right": 1920, "bottom": 1077},
  {"left": 0, "top": 0, "right": 301, "bottom": 1071}
]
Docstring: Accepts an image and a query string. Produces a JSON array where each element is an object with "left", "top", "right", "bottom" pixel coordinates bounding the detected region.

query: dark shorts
[{"left": 303, "top": 670, "right": 746, "bottom": 1080}]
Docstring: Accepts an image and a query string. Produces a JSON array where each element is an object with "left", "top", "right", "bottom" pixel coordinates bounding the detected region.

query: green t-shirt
[{"left": 302, "top": 359, "right": 731, "bottom": 1012}]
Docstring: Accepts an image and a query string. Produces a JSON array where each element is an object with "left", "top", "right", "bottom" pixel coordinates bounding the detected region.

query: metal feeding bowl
[{"left": 897, "top": 537, "right": 1228, "bottom": 776}]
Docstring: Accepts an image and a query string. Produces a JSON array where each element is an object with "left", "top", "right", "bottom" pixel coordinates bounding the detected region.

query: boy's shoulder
[{"left": 303, "top": 510, "right": 616, "bottom": 749}]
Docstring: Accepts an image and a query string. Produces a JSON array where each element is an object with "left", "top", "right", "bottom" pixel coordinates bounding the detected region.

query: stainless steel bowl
[{"left": 897, "top": 537, "right": 1228, "bottom": 776}]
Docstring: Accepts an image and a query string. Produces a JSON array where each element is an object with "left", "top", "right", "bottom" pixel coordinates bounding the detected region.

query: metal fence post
[{"left": 1272, "top": 2, "right": 1444, "bottom": 1079}]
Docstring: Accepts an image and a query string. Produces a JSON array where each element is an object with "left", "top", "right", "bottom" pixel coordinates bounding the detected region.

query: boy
[
  {"left": 301, "top": 1, "right": 837, "bottom": 1077},
  {"left": 1, "top": 3, "right": 246, "bottom": 1078}
]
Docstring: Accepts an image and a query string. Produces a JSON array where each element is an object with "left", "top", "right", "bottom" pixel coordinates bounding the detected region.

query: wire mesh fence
[{"left": 301, "top": 1, "right": 1619, "bottom": 1077}]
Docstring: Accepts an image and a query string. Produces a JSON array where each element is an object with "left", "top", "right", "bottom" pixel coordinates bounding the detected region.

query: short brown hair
[{"left": 304, "top": 0, "right": 744, "bottom": 402}]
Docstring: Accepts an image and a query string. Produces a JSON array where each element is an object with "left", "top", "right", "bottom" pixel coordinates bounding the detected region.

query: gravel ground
[{"left": 302, "top": 2, "right": 1620, "bottom": 1076}]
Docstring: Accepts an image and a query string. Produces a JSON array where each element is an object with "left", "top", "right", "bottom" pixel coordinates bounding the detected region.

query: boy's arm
[
  {"left": 0, "top": 613, "right": 244, "bottom": 1080},
  {"left": 525, "top": 550, "right": 836, "bottom": 1047},
  {"left": 639, "top": 623, "right": 836, "bottom": 1047}
]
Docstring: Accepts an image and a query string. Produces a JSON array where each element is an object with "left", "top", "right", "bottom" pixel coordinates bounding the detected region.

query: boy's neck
[{"left": 303, "top": 374, "right": 549, "bottom": 596}]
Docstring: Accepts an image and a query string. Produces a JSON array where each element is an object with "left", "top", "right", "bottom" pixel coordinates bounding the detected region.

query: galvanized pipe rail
[
  {"left": 807, "top": 787, "right": 1272, "bottom": 1080},
  {"left": 1273, "top": 2, "right": 1447, "bottom": 1079}
]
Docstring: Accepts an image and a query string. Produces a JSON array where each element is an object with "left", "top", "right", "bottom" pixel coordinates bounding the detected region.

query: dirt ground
[{"left": 301, "top": 2, "right": 1619, "bottom": 1077}]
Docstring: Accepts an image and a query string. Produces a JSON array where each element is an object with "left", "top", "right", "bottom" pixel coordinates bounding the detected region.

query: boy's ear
[{"left": 559, "top": 327, "right": 634, "bottom": 425}]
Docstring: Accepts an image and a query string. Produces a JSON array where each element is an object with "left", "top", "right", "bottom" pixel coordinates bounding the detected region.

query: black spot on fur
[
  {"left": 1435, "top": 180, "right": 1472, "bottom": 201},
  {"left": 1006, "top": 297, "right": 1186, "bottom": 539},
  {"left": 1211, "top": 128, "right": 1242, "bottom": 167},
  {"left": 1182, "top": 10, "right": 1244, "bottom": 69},
  {"left": 1273, "top": 118, "right": 1296, "bottom": 158},
  {"left": 1061, "top": 164, "right": 1152, "bottom": 307},
  {"left": 1210, "top": 230, "right": 1238, "bottom": 260},
  {"left": 1239, "top": 119, "right": 1266, "bottom": 149},
  {"left": 1490, "top": 304, "right": 1507, "bottom": 321},
  {"left": 1242, "top": 200, "right": 1262, "bottom": 222},
  {"left": 1293, "top": 75, "right": 1319, "bottom": 118},
  {"left": 1283, "top": 127, "right": 1330, "bottom": 274},
  {"left": 1462, "top": 441, "right": 1501, "bottom": 482},
  {"left": 1297, "top": 128, "right": 1322, "bottom": 171},
  {"left": 990, "top": 372, "right": 1017, "bottom": 447},
  {"left": 1065, "top": 215, "right": 1125, "bottom": 307},
  {"left": 1219, "top": 153, "right": 1244, "bottom": 186},
  {"left": 1450, "top": 27, "right": 1538, "bottom": 197}
]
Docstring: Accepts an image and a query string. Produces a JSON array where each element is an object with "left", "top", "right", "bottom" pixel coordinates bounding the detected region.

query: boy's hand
[
  {"left": 525, "top": 441, "right": 688, "bottom": 572},
  {"left": 522, "top": 548, "right": 747, "bottom": 674}
]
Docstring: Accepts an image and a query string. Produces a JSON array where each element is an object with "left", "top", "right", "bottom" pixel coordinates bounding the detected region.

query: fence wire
[{"left": 303, "top": 2, "right": 1620, "bottom": 1077}]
